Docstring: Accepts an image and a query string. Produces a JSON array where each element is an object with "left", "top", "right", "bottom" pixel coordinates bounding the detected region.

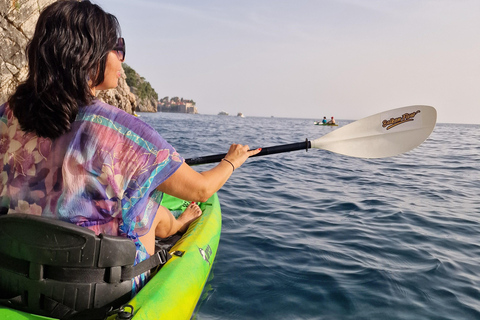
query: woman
[{"left": 0, "top": 0, "right": 259, "bottom": 292}]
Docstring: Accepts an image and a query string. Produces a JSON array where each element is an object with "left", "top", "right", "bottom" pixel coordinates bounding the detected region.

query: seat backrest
[{"left": 0, "top": 213, "right": 137, "bottom": 318}]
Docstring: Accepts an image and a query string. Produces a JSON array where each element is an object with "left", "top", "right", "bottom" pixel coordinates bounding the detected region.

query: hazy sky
[{"left": 95, "top": 0, "right": 479, "bottom": 124}]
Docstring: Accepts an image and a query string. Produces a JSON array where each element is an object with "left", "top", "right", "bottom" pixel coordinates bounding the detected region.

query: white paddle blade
[{"left": 310, "top": 105, "right": 437, "bottom": 158}]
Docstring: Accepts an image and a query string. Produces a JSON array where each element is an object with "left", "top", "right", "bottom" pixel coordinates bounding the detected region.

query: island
[{"left": 158, "top": 96, "right": 198, "bottom": 114}]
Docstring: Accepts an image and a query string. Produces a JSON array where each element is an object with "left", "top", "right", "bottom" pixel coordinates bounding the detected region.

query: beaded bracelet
[{"left": 222, "top": 158, "right": 235, "bottom": 171}]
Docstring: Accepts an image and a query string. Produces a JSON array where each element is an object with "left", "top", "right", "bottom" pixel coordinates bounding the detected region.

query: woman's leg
[{"left": 139, "top": 202, "right": 203, "bottom": 255}]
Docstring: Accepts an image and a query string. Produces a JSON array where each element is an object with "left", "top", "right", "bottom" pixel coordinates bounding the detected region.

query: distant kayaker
[
  {"left": 327, "top": 116, "right": 336, "bottom": 124},
  {"left": 322, "top": 116, "right": 328, "bottom": 124},
  {"left": 0, "top": 0, "right": 260, "bottom": 294}
]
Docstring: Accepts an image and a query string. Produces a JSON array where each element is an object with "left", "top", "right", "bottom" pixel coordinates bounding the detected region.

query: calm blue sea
[{"left": 140, "top": 112, "right": 480, "bottom": 320}]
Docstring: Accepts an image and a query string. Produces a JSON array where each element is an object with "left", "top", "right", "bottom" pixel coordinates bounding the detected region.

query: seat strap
[
  {"left": 121, "top": 248, "right": 171, "bottom": 281},
  {"left": 44, "top": 296, "right": 116, "bottom": 320},
  {"left": 2, "top": 248, "right": 172, "bottom": 283}
]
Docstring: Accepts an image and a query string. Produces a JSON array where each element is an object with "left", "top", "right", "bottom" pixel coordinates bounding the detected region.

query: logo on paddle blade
[
  {"left": 199, "top": 245, "right": 212, "bottom": 265},
  {"left": 382, "top": 110, "right": 421, "bottom": 130}
]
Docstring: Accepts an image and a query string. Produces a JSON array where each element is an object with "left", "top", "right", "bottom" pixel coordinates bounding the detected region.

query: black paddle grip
[{"left": 185, "top": 139, "right": 311, "bottom": 166}]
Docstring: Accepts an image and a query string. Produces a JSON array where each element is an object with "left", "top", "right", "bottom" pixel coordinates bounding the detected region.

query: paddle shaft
[{"left": 185, "top": 140, "right": 311, "bottom": 165}]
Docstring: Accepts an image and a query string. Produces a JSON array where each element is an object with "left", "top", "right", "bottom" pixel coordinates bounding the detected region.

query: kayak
[
  {"left": 0, "top": 193, "right": 222, "bottom": 320},
  {"left": 314, "top": 121, "right": 338, "bottom": 126},
  {"left": 130, "top": 193, "right": 221, "bottom": 319}
]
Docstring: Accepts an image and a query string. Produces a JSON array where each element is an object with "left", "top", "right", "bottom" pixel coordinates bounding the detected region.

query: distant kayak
[{"left": 314, "top": 121, "right": 338, "bottom": 126}]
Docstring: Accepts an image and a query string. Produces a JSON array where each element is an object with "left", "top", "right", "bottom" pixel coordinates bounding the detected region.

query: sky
[{"left": 95, "top": 0, "right": 479, "bottom": 124}]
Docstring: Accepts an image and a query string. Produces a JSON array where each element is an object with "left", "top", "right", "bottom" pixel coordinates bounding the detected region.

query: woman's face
[{"left": 94, "top": 51, "right": 122, "bottom": 91}]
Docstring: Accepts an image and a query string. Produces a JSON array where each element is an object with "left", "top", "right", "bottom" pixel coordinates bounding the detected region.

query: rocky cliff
[{"left": 0, "top": 0, "right": 136, "bottom": 113}]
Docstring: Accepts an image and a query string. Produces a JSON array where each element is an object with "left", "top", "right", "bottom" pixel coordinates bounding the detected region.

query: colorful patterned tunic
[{"left": 0, "top": 100, "right": 184, "bottom": 293}]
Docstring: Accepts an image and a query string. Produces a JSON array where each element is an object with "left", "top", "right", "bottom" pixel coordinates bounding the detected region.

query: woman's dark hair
[{"left": 8, "top": 0, "right": 121, "bottom": 139}]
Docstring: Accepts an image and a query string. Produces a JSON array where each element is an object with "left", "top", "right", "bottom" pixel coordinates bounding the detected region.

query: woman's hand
[
  {"left": 158, "top": 144, "right": 261, "bottom": 202},
  {"left": 223, "top": 144, "right": 262, "bottom": 169}
]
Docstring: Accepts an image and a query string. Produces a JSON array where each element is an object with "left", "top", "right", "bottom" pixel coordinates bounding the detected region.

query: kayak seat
[{"left": 0, "top": 213, "right": 169, "bottom": 319}]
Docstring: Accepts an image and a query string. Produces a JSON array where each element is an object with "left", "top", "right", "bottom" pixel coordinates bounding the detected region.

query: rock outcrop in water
[{"left": 0, "top": 0, "right": 136, "bottom": 114}]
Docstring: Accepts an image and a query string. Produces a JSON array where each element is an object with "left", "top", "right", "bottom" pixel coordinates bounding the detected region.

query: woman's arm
[{"left": 157, "top": 144, "right": 261, "bottom": 202}]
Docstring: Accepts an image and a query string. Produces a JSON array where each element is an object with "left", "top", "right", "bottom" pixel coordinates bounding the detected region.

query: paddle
[{"left": 185, "top": 105, "right": 437, "bottom": 165}]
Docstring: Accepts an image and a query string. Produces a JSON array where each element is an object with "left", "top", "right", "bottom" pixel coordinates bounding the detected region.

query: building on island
[{"left": 158, "top": 96, "right": 198, "bottom": 114}]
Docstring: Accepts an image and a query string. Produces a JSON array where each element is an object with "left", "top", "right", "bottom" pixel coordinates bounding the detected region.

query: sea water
[{"left": 140, "top": 112, "right": 479, "bottom": 320}]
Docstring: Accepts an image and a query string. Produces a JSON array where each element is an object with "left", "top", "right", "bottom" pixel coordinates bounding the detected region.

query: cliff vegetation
[{"left": 123, "top": 63, "right": 158, "bottom": 112}]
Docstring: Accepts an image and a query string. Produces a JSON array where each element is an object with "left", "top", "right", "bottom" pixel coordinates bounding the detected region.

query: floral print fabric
[{"left": 0, "top": 100, "right": 183, "bottom": 293}]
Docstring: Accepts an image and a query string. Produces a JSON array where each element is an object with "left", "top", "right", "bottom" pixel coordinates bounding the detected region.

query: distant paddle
[{"left": 185, "top": 105, "right": 437, "bottom": 165}]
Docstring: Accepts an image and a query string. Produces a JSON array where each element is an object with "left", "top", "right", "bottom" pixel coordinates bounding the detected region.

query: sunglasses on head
[{"left": 113, "top": 37, "right": 125, "bottom": 62}]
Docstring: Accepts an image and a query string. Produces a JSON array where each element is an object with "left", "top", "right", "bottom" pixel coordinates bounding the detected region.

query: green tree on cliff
[{"left": 122, "top": 63, "right": 158, "bottom": 101}]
